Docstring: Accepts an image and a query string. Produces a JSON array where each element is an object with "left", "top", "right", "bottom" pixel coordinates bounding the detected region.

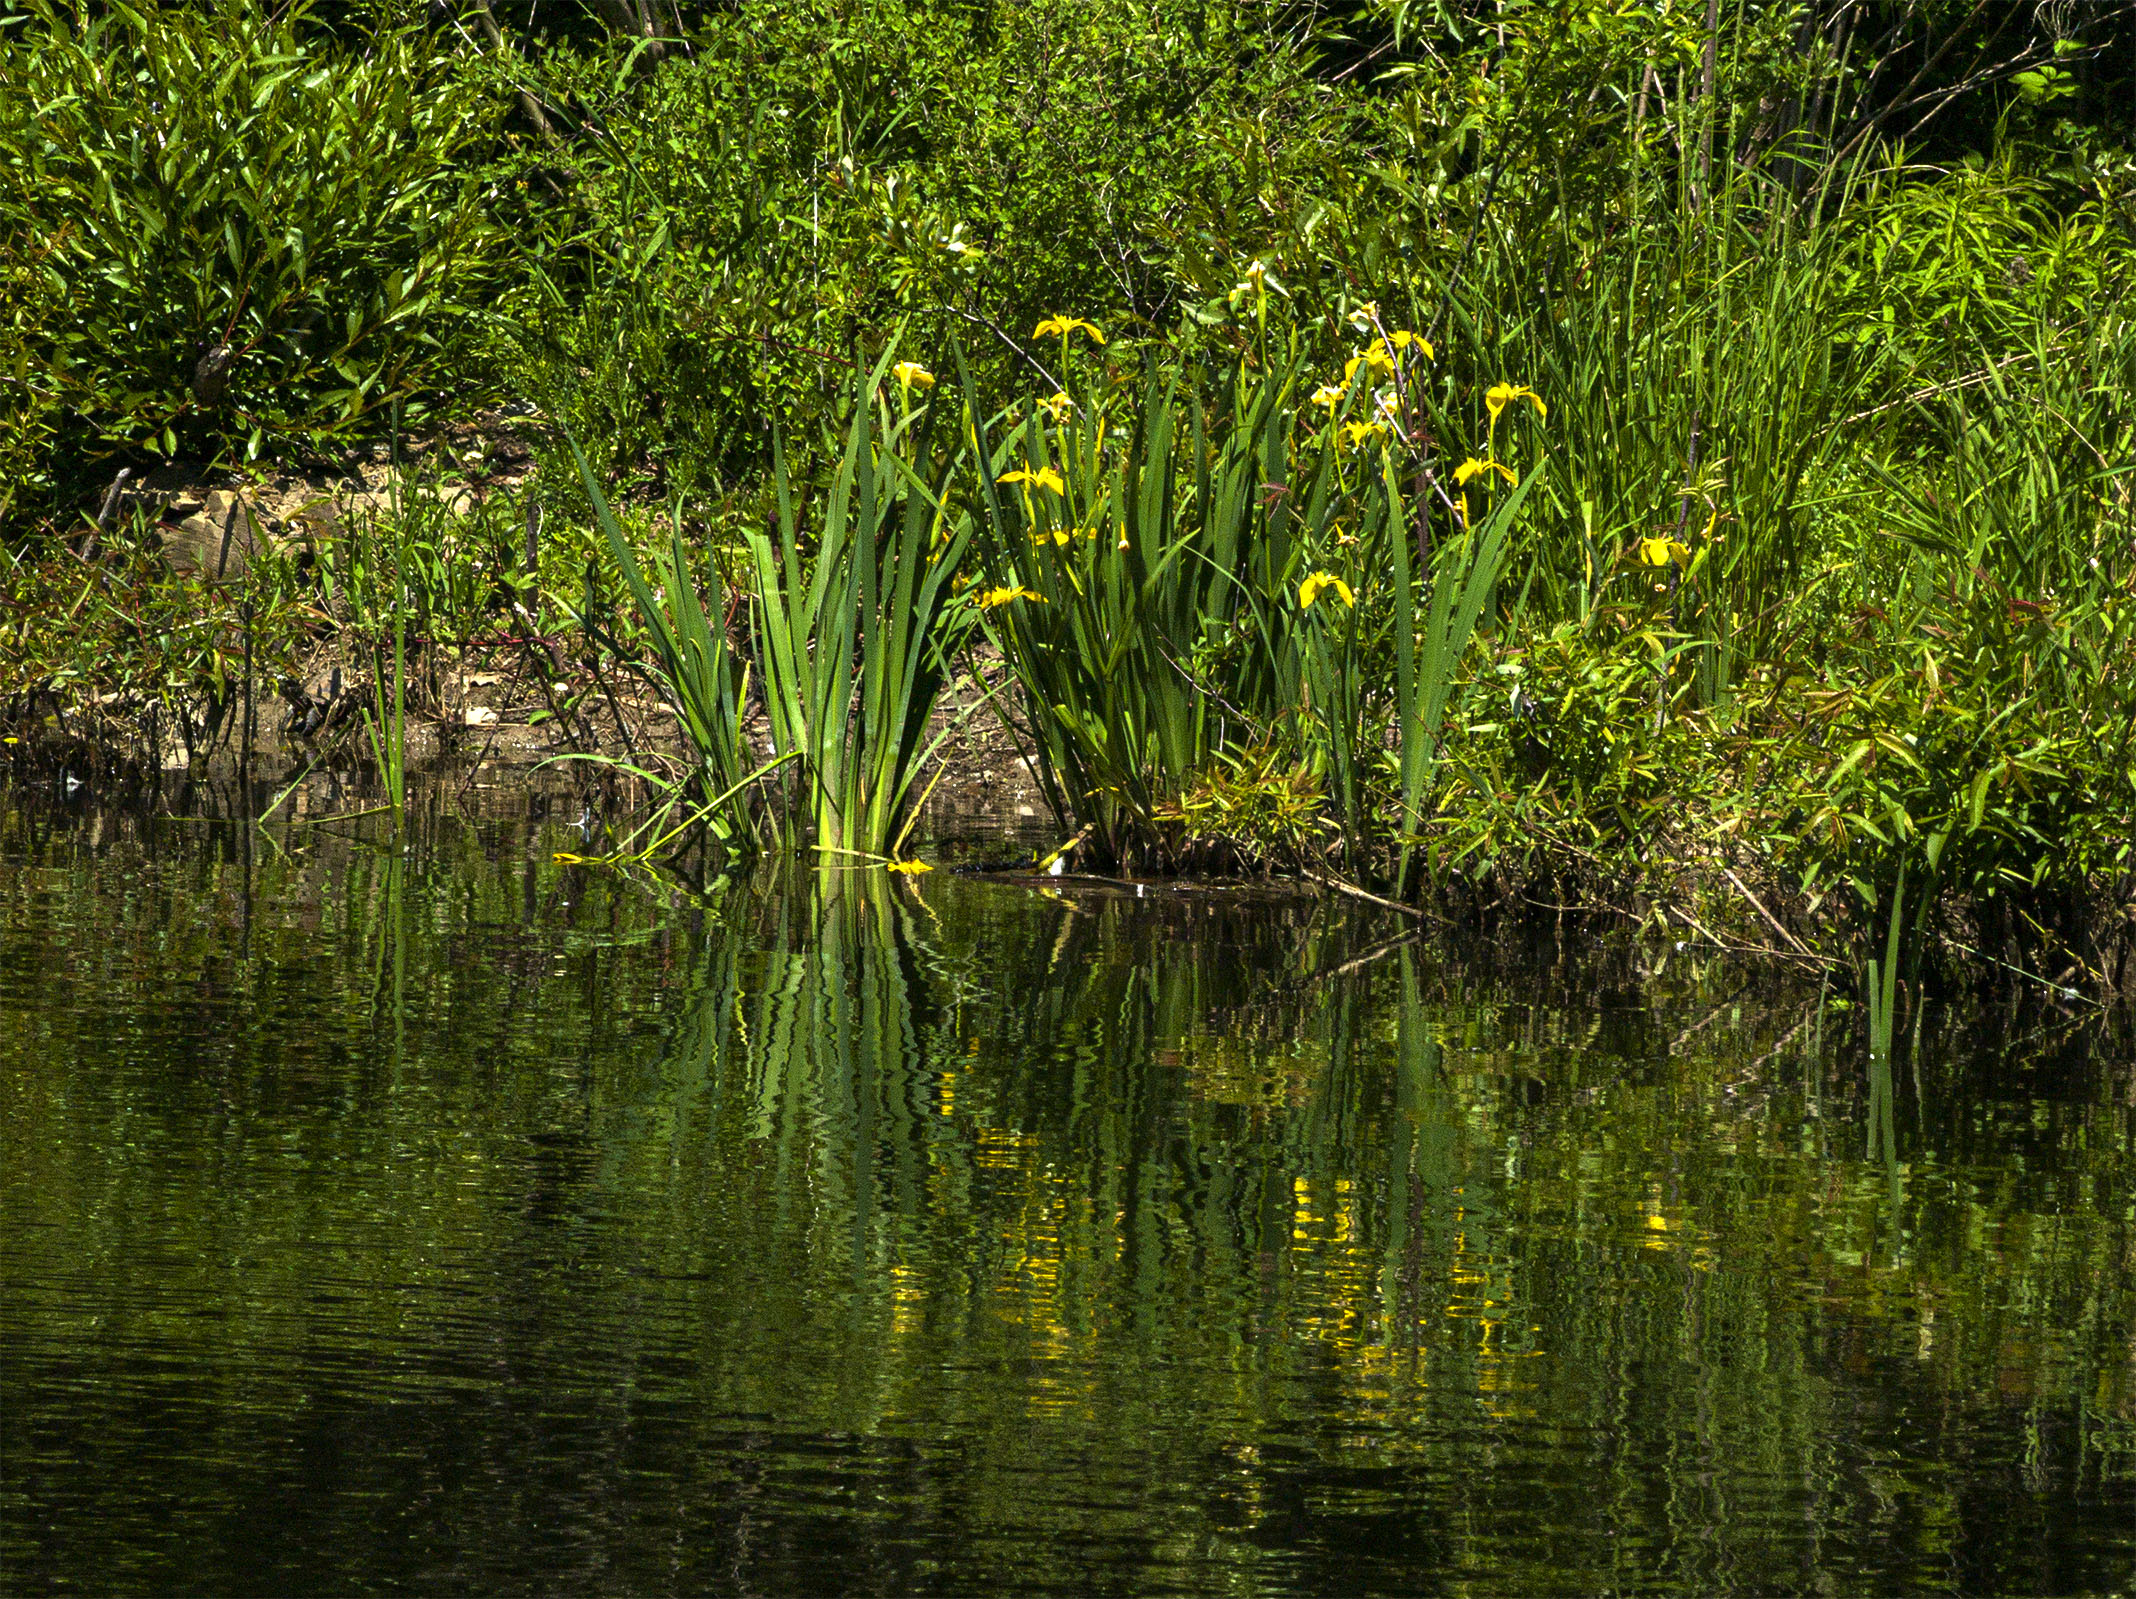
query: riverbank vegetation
[{"left": 3, "top": 0, "right": 2134, "bottom": 996}]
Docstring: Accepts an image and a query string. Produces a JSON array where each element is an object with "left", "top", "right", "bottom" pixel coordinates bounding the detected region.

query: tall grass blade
[{"left": 567, "top": 438, "right": 757, "bottom": 849}]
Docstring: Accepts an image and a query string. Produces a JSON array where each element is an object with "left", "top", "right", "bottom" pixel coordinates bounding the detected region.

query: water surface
[{"left": 3, "top": 796, "right": 2131, "bottom": 1595}]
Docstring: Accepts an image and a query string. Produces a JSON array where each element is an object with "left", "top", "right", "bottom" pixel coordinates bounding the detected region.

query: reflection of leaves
[{"left": 9, "top": 820, "right": 2131, "bottom": 1580}]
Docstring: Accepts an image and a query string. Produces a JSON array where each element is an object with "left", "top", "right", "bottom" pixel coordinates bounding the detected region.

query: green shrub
[
  {"left": 497, "top": 0, "right": 1343, "bottom": 492},
  {"left": 0, "top": 223, "right": 63, "bottom": 524},
  {"left": 0, "top": 0, "right": 508, "bottom": 482}
]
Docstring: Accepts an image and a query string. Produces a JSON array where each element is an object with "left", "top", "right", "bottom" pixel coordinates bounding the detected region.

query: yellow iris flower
[
  {"left": 1299, "top": 572, "right": 1356, "bottom": 610},
  {"left": 1454, "top": 457, "right": 1518, "bottom": 488},
  {"left": 1345, "top": 345, "right": 1395, "bottom": 384},
  {"left": 977, "top": 584, "right": 1045, "bottom": 608},
  {"left": 1342, "top": 333, "right": 1430, "bottom": 388},
  {"left": 1485, "top": 382, "right": 1547, "bottom": 428},
  {"left": 891, "top": 361, "right": 935, "bottom": 390},
  {"left": 1038, "top": 392, "right": 1073, "bottom": 421},
  {"left": 1341, "top": 420, "right": 1387, "bottom": 449},
  {"left": 1639, "top": 537, "right": 1692, "bottom": 568},
  {"left": 1310, "top": 383, "right": 1344, "bottom": 410},
  {"left": 998, "top": 465, "right": 1066, "bottom": 494},
  {"left": 1034, "top": 315, "right": 1106, "bottom": 345}
]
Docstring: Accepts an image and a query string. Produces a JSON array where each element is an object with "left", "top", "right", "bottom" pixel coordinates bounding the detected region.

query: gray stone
[{"left": 161, "top": 490, "right": 268, "bottom": 584}]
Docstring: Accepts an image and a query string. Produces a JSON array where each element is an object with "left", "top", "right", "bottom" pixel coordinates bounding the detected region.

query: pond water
[{"left": 2, "top": 792, "right": 2131, "bottom": 1595}]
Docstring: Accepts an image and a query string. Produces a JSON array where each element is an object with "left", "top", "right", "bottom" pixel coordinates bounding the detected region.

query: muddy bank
[
  {"left": 2, "top": 640, "right": 1060, "bottom": 852},
  {"left": 8, "top": 648, "right": 2133, "bottom": 1007}
]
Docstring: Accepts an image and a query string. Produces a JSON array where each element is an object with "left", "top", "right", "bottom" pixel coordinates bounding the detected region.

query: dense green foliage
[
  {"left": 0, "top": 2, "right": 504, "bottom": 482},
  {"left": 3, "top": 0, "right": 2134, "bottom": 990}
]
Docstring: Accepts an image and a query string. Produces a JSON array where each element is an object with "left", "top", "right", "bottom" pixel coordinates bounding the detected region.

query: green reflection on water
[{"left": 1, "top": 801, "right": 2131, "bottom": 1596}]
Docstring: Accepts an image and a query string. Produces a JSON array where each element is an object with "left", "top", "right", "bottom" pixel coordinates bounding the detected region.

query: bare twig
[
  {"left": 94, "top": 468, "right": 131, "bottom": 532},
  {"left": 1302, "top": 866, "right": 1447, "bottom": 924},
  {"left": 1841, "top": 350, "right": 2039, "bottom": 426},
  {"left": 1722, "top": 865, "right": 1816, "bottom": 957},
  {"left": 940, "top": 303, "right": 1063, "bottom": 394},
  {"left": 1303, "top": 929, "right": 1426, "bottom": 984},
  {"left": 1666, "top": 900, "right": 1842, "bottom": 968},
  {"left": 466, "top": 0, "right": 559, "bottom": 143}
]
